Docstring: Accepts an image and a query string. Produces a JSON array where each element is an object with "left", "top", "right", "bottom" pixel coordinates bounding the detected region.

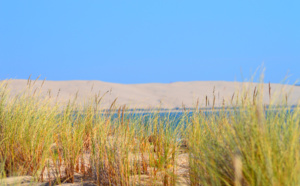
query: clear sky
[{"left": 0, "top": 1, "right": 299, "bottom": 84}]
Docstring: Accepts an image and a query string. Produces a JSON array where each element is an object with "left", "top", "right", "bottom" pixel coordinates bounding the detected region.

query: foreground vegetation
[{"left": 0, "top": 79, "right": 299, "bottom": 185}]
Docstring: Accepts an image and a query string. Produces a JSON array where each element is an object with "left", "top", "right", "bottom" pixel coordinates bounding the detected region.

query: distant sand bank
[{"left": 1, "top": 79, "right": 299, "bottom": 109}]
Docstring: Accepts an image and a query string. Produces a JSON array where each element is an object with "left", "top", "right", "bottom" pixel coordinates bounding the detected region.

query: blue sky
[{"left": 0, "top": 1, "right": 299, "bottom": 84}]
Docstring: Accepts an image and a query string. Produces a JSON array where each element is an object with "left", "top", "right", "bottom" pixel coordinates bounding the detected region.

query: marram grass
[
  {"left": 187, "top": 85, "right": 300, "bottom": 186},
  {"left": 0, "top": 79, "right": 299, "bottom": 186}
]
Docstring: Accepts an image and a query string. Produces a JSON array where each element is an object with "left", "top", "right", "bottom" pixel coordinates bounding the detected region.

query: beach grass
[{"left": 0, "top": 78, "right": 299, "bottom": 185}]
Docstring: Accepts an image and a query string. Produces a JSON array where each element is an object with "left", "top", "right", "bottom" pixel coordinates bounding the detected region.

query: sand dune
[{"left": 1, "top": 79, "right": 299, "bottom": 109}]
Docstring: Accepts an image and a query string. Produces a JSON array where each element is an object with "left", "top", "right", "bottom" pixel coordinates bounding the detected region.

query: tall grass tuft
[
  {"left": 187, "top": 83, "right": 300, "bottom": 185},
  {"left": 0, "top": 79, "right": 185, "bottom": 185}
]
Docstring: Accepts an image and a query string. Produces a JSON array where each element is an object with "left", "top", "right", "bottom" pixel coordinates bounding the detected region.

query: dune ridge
[{"left": 1, "top": 79, "right": 299, "bottom": 109}]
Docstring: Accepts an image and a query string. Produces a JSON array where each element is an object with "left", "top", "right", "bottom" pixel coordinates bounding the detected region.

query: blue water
[{"left": 67, "top": 107, "right": 297, "bottom": 131}]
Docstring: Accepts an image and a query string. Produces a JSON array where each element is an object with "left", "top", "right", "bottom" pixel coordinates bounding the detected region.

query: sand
[{"left": 1, "top": 79, "right": 299, "bottom": 109}]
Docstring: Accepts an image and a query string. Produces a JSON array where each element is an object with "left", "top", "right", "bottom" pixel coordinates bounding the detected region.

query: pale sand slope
[{"left": 1, "top": 79, "right": 300, "bottom": 109}]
